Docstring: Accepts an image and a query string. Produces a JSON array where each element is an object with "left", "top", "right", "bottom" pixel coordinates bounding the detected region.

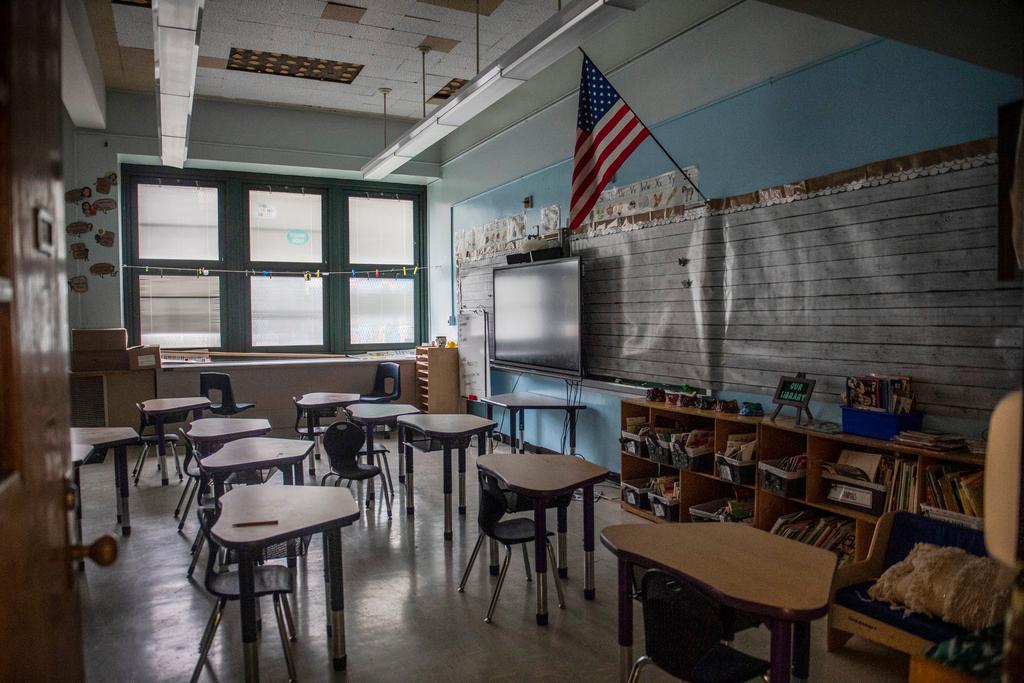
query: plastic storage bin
[
  {"left": 715, "top": 454, "right": 756, "bottom": 485},
  {"left": 840, "top": 407, "right": 924, "bottom": 441},
  {"left": 671, "top": 443, "right": 714, "bottom": 473},
  {"left": 689, "top": 498, "right": 735, "bottom": 523},
  {"left": 822, "top": 472, "right": 887, "bottom": 516},
  {"left": 759, "top": 459, "right": 807, "bottom": 498},
  {"left": 621, "top": 478, "right": 654, "bottom": 509},
  {"left": 648, "top": 492, "right": 681, "bottom": 522},
  {"left": 620, "top": 431, "right": 648, "bottom": 458}
]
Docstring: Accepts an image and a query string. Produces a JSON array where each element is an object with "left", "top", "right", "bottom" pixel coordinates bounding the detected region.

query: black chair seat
[
  {"left": 296, "top": 425, "right": 329, "bottom": 437},
  {"left": 332, "top": 462, "right": 381, "bottom": 481},
  {"left": 207, "top": 561, "right": 292, "bottom": 599},
  {"left": 142, "top": 433, "right": 179, "bottom": 444},
  {"left": 225, "top": 470, "right": 265, "bottom": 486},
  {"left": 210, "top": 402, "right": 255, "bottom": 416},
  {"left": 491, "top": 517, "right": 553, "bottom": 546},
  {"left": 690, "top": 643, "right": 770, "bottom": 683},
  {"left": 358, "top": 394, "right": 391, "bottom": 404},
  {"left": 357, "top": 446, "right": 389, "bottom": 457}
]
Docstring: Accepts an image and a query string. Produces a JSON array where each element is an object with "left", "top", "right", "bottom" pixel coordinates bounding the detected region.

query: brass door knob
[{"left": 69, "top": 535, "right": 118, "bottom": 566}]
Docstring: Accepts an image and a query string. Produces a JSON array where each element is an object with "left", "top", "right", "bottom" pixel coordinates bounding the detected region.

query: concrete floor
[{"left": 77, "top": 432, "right": 909, "bottom": 682}]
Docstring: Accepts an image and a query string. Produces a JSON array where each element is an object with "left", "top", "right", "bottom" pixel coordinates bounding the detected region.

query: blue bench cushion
[
  {"left": 883, "top": 512, "right": 985, "bottom": 570},
  {"left": 835, "top": 581, "right": 967, "bottom": 644}
]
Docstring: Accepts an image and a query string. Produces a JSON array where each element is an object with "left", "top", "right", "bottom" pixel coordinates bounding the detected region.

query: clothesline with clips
[{"left": 120, "top": 264, "right": 437, "bottom": 279}]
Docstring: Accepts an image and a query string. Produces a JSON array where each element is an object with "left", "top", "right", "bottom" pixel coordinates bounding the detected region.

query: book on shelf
[
  {"left": 893, "top": 430, "right": 967, "bottom": 451},
  {"left": 923, "top": 465, "right": 983, "bottom": 517},
  {"left": 846, "top": 375, "right": 914, "bottom": 414},
  {"left": 883, "top": 458, "right": 918, "bottom": 513},
  {"left": 770, "top": 510, "right": 855, "bottom": 566}
]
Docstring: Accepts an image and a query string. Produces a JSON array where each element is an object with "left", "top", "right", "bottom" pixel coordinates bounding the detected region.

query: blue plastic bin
[{"left": 841, "top": 407, "right": 923, "bottom": 441}]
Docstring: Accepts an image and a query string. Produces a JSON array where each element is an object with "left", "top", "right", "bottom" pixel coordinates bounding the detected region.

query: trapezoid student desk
[
  {"left": 140, "top": 396, "right": 211, "bottom": 485},
  {"left": 70, "top": 427, "right": 141, "bottom": 537},
  {"left": 212, "top": 485, "right": 361, "bottom": 682},
  {"left": 477, "top": 453, "right": 608, "bottom": 625},
  {"left": 601, "top": 523, "right": 837, "bottom": 683},
  {"left": 481, "top": 392, "right": 587, "bottom": 455},
  {"left": 396, "top": 413, "right": 496, "bottom": 541}
]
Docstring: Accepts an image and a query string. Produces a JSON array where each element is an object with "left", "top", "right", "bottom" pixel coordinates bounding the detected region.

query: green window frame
[{"left": 121, "top": 164, "right": 428, "bottom": 353}]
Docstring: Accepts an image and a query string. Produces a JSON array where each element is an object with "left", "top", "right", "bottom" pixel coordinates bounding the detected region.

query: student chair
[
  {"left": 132, "top": 402, "right": 183, "bottom": 485},
  {"left": 190, "top": 508, "right": 297, "bottom": 683},
  {"left": 199, "top": 372, "right": 255, "bottom": 416},
  {"left": 319, "top": 421, "right": 392, "bottom": 518},
  {"left": 292, "top": 396, "right": 337, "bottom": 476},
  {"left": 174, "top": 427, "right": 203, "bottom": 531},
  {"left": 458, "top": 470, "right": 565, "bottom": 623},
  {"left": 359, "top": 362, "right": 401, "bottom": 403},
  {"left": 627, "top": 570, "right": 770, "bottom": 683}
]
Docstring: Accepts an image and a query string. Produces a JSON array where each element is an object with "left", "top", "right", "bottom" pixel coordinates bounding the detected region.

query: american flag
[{"left": 569, "top": 54, "right": 650, "bottom": 230}]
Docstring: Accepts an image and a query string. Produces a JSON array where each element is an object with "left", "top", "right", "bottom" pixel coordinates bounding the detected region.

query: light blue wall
[{"left": 452, "top": 40, "right": 1023, "bottom": 472}]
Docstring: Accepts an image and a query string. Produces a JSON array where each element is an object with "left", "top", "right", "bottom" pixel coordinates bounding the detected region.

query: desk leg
[
  {"left": 306, "top": 411, "right": 316, "bottom": 476},
  {"left": 281, "top": 467, "right": 297, "bottom": 570},
  {"left": 74, "top": 464, "right": 84, "bottom": 571},
  {"left": 569, "top": 410, "right": 577, "bottom": 456},
  {"left": 770, "top": 619, "right": 793, "bottom": 683},
  {"left": 533, "top": 499, "right": 548, "bottom": 626},
  {"left": 518, "top": 410, "right": 525, "bottom": 453},
  {"left": 793, "top": 620, "right": 810, "bottom": 682},
  {"left": 397, "top": 425, "right": 405, "bottom": 484},
  {"left": 457, "top": 445, "right": 466, "bottom": 515},
  {"left": 115, "top": 445, "right": 131, "bottom": 536},
  {"left": 442, "top": 443, "right": 453, "bottom": 541},
  {"left": 326, "top": 529, "right": 347, "bottom": 671},
  {"left": 557, "top": 504, "right": 568, "bottom": 579},
  {"left": 618, "top": 558, "right": 633, "bottom": 682},
  {"left": 239, "top": 551, "right": 260, "bottom": 683},
  {"left": 583, "top": 484, "right": 595, "bottom": 599},
  {"left": 155, "top": 418, "right": 169, "bottom": 486},
  {"left": 486, "top": 405, "right": 494, "bottom": 452},
  {"left": 294, "top": 461, "right": 304, "bottom": 487},
  {"left": 405, "top": 440, "right": 414, "bottom": 515},
  {"left": 365, "top": 424, "right": 376, "bottom": 508}
]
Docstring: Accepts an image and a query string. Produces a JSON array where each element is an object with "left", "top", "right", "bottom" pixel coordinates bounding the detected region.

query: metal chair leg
[
  {"left": 273, "top": 594, "right": 298, "bottom": 682},
  {"left": 190, "top": 599, "right": 224, "bottom": 683},
  {"left": 522, "top": 544, "right": 532, "bottom": 582},
  {"left": 380, "top": 452, "right": 395, "bottom": 495},
  {"left": 380, "top": 472, "right": 393, "bottom": 518},
  {"left": 626, "top": 655, "right": 651, "bottom": 683},
  {"left": 174, "top": 478, "right": 193, "bottom": 519},
  {"left": 133, "top": 444, "right": 150, "bottom": 485},
  {"left": 484, "top": 546, "right": 513, "bottom": 624},
  {"left": 459, "top": 533, "right": 486, "bottom": 592},
  {"left": 178, "top": 479, "right": 198, "bottom": 532},
  {"left": 171, "top": 443, "right": 183, "bottom": 481},
  {"left": 187, "top": 533, "right": 205, "bottom": 579},
  {"left": 546, "top": 540, "right": 566, "bottom": 608},
  {"left": 280, "top": 593, "right": 297, "bottom": 642}
]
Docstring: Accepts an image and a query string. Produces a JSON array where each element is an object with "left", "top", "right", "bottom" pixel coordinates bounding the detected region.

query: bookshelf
[
  {"left": 618, "top": 399, "right": 985, "bottom": 563},
  {"left": 415, "top": 345, "right": 461, "bottom": 414}
]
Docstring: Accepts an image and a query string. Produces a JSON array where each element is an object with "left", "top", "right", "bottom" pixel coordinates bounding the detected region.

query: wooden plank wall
[{"left": 458, "top": 163, "right": 1022, "bottom": 420}]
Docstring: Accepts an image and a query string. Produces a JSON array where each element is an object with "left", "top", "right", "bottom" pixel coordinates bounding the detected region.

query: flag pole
[{"left": 579, "top": 48, "right": 709, "bottom": 206}]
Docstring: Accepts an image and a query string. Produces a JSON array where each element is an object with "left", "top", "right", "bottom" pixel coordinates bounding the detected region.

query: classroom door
[{"left": 0, "top": 1, "right": 87, "bottom": 679}]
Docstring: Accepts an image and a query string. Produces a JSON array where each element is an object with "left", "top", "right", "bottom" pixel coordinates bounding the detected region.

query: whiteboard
[{"left": 457, "top": 309, "right": 489, "bottom": 399}]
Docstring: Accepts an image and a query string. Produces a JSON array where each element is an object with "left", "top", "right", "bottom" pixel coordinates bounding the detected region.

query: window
[
  {"left": 123, "top": 166, "right": 425, "bottom": 353},
  {"left": 349, "top": 277, "right": 415, "bottom": 345},
  {"left": 251, "top": 276, "right": 324, "bottom": 347},
  {"left": 139, "top": 275, "right": 221, "bottom": 348}
]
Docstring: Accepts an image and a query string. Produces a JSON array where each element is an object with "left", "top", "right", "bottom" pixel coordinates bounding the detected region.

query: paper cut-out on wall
[
  {"left": 65, "top": 186, "right": 92, "bottom": 202},
  {"left": 82, "top": 198, "right": 116, "bottom": 216},
  {"left": 89, "top": 262, "right": 117, "bottom": 277},
  {"left": 66, "top": 221, "right": 93, "bottom": 237},
  {"left": 94, "top": 229, "right": 115, "bottom": 247},
  {"left": 70, "top": 243, "right": 89, "bottom": 261},
  {"left": 95, "top": 172, "right": 118, "bottom": 194},
  {"left": 69, "top": 276, "right": 88, "bottom": 293}
]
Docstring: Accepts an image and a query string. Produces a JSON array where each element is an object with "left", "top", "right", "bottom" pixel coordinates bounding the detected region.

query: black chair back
[
  {"left": 200, "top": 372, "right": 238, "bottom": 412},
  {"left": 477, "top": 471, "right": 509, "bottom": 538},
  {"left": 640, "top": 570, "right": 724, "bottom": 679},
  {"left": 372, "top": 362, "right": 401, "bottom": 401},
  {"left": 322, "top": 421, "right": 365, "bottom": 476}
]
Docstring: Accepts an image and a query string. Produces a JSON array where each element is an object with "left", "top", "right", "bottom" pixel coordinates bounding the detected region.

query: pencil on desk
[{"left": 232, "top": 520, "right": 279, "bottom": 527}]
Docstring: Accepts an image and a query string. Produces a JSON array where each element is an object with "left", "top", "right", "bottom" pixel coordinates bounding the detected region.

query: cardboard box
[
  {"left": 128, "top": 345, "right": 161, "bottom": 370},
  {"left": 72, "top": 328, "right": 128, "bottom": 352},
  {"left": 71, "top": 350, "right": 129, "bottom": 372}
]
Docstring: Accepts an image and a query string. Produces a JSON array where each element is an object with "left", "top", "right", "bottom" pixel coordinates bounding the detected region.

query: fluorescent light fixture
[
  {"left": 161, "top": 136, "right": 187, "bottom": 168},
  {"left": 153, "top": 0, "right": 203, "bottom": 167},
  {"left": 360, "top": 0, "right": 646, "bottom": 180}
]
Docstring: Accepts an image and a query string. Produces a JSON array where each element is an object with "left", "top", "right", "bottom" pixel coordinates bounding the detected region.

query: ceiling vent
[
  {"left": 321, "top": 2, "right": 366, "bottom": 24},
  {"left": 227, "top": 48, "right": 364, "bottom": 84},
  {"left": 428, "top": 77, "right": 468, "bottom": 104}
]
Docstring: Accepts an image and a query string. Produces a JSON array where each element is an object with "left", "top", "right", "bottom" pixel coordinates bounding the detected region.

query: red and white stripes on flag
[{"left": 569, "top": 54, "right": 650, "bottom": 230}]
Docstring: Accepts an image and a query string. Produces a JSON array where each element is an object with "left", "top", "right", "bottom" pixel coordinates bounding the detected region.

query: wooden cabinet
[{"left": 415, "top": 346, "right": 460, "bottom": 414}]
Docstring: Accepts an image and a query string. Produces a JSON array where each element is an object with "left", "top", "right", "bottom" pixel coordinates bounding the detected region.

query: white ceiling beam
[
  {"left": 61, "top": 0, "right": 106, "bottom": 129},
  {"left": 361, "top": 0, "right": 647, "bottom": 180}
]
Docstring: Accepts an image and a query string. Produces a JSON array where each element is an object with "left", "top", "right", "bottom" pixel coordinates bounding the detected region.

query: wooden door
[{"left": 0, "top": 1, "right": 86, "bottom": 679}]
